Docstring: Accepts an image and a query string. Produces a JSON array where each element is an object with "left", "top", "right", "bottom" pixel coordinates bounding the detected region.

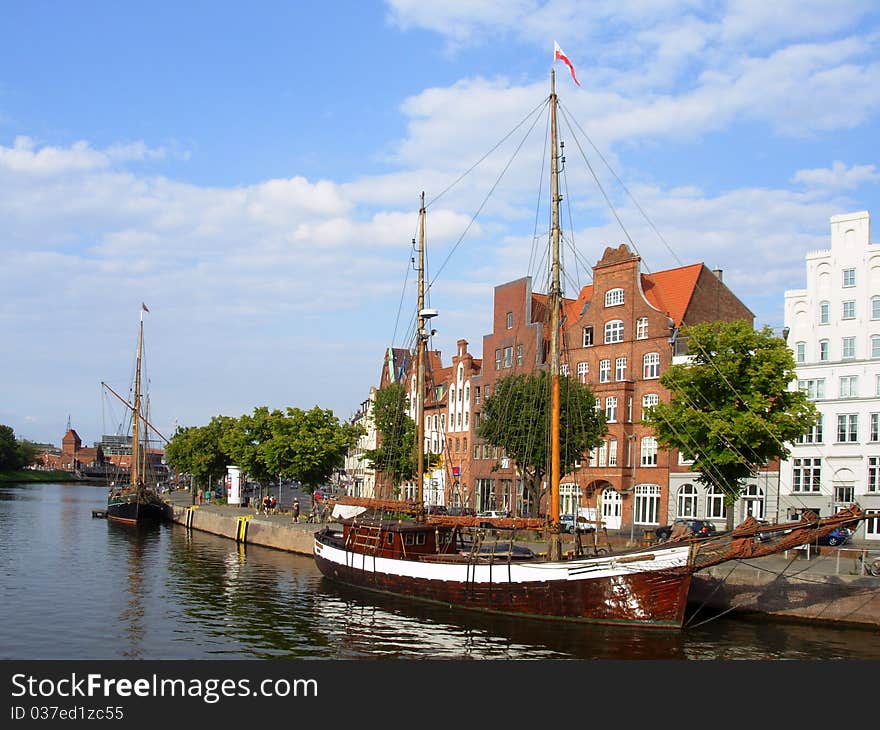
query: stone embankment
[{"left": 166, "top": 491, "right": 880, "bottom": 628}]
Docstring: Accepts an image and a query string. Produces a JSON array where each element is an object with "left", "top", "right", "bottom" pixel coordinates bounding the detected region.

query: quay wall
[
  {"left": 690, "top": 557, "right": 880, "bottom": 628},
  {"left": 171, "top": 504, "right": 315, "bottom": 555}
]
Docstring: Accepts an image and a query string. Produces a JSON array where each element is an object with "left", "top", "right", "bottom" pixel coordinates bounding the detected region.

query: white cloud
[{"left": 793, "top": 161, "right": 880, "bottom": 189}]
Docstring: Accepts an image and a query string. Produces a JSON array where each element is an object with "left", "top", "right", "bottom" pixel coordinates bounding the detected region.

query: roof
[{"left": 641, "top": 263, "right": 704, "bottom": 327}]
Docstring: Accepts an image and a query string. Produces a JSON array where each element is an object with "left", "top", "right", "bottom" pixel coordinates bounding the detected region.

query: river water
[{"left": 2, "top": 482, "right": 879, "bottom": 661}]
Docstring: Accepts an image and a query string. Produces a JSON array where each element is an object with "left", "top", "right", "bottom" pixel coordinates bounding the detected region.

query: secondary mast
[
  {"left": 130, "top": 309, "right": 144, "bottom": 493},
  {"left": 547, "top": 68, "right": 563, "bottom": 560}
]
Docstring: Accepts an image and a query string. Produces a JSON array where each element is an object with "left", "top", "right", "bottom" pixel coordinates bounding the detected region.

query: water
[{"left": 3, "top": 482, "right": 880, "bottom": 660}]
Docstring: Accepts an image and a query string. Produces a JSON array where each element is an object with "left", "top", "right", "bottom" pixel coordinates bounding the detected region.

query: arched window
[
  {"left": 605, "top": 288, "right": 624, "bottom": 307},
  {"left": 604, "top": 320, "right": 624, "bottom": 343},
  {"left": 643, "top": 352, "right": 660, "bottom": 379},
  {"left": 677, "top": 484, "right": 698, "bottom": 518},
  {"left": 707, "top": 485, "right": 727, "bottom": 519}
]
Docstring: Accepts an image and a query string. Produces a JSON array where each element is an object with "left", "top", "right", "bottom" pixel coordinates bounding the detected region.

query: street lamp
[{"left": 627, "top": 434, "right": 638, "bottom": 544}]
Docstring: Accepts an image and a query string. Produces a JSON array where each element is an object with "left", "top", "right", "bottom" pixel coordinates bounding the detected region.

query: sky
[{"left": 2, "top": 0, "right": 879, "bottom": 448}]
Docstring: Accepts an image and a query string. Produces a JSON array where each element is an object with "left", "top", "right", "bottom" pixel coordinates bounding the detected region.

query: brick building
[{"left": 357, "top": 243, "right": 768, "bottom": 536}]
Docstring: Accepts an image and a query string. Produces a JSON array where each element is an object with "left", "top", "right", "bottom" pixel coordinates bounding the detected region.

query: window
[
  {"left": 798, "top": 379, "right": 825, "bottom": 400},
  {"left": 473, "top": 412, "right": 480, "bottom": 428},
  {"left": 871, "top": 413, "right": 879, "bottom": 442},
  {"left": 640, "top": 436, "right": 658, "bottom": 467},
  {"left": 819, "top": 339, "right": 829, "bottom": 361},
  {"left": 598, "top": 441, "right": 607, "bottom": 467},
  {"left": 842, "top": 268, "right": 855, "bottom": 287},
  {"left": 608, "top": 439, "right": 617, "bottom": 467},
  {"left": 872, "top": 335, "right": 880, "bottom": 359},
  {"left": 636, "top": 317, "right": 648, "bottom": 340},
  {"left": 819, "top": 301, "right": 830, "bottom": 325},
  {"left": 605, "top": 396, "right": 618, "bottom": 423},
  {"left": 873, "top": 296, "right": 880, "bottom": 320},
  {"left": 494, "top": 349, "right": 501, "bottom": 370},
  {"left": 605, "top": 288, "right": 624, "bottom": 307},
  {"left": 560, "top": 363, "right": 571, "bottom": 377},
  {"left": 869, "top": 456, "right": 880, "bottom": 492},
  {"left": 516, "top": 344, "right": 524, "bottom": 366},
  {"left": 599, "top": 359, "right": 611, "bottom": 383},
  {"left": 642, "top": 393, "right": 659, "bottom": 418},
  {"left": 503, "top": 346, "right": 513, "bottom": 368},
  {"left": 842, "top": 300, "right": 855, "bottom": 320},
  {"left": 506, "top": 311, "right": 513, "bottom": 329},
  {"left": 842, "top": 337, "right": 855, "bottom": 359},
  {"left": 797, "top": 414, "right": 824, "bottom": 444},
  {"left": 582, "top": 326, "right": 593, "bottom": 347},
  {"left": 677, "top": 484, "right": 698, "bottom": 518},
  {"left": 627, "top": 397, "right": 633, "bottom": 422},
  {"left": 837, "top": 414, "right": 858, "bottom": 442},
  {"left": 839, "top": 375, "right": 858, "bottom": 398},
  {"left": 707, "top": 486, "right": 727, "bottom": 519},
  {"left": 792, "top": 458, "right": 821, "bottom": 492},
  {"left": 474, "top": 386, "right": 481, "bottom": 404},
  {"left": 643, "top": 352, "right": 660, "bottom": 379},
  {"left": 615, "top": 357, "right": 627, "bottom": 381},
  {"left": 796, "top": 342, "right": 806, "bottom": 363},
  {"left": 484, "top": 385, "right": 490, "bottom": 399},
  {"left": 464, "top": 412, "right": 469, "bottom": 427},
  {"left": 634, "top": 484, "right": 661, "bottom": 525},
  {"left": 604, "top": 320, "right": 624, "bottom": 343},
  {"left": 577, "top": 362, "right": 589, "bottom": 383}
]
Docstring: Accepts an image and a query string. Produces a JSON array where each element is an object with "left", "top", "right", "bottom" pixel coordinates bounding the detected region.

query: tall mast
[
  {"left": 416, "top": 192, "right": 427, "bottom": 506},
  {"left": 131, "top": 311, "right": 144, "bottom": 491},
  {"left": 548, "top": 69, "right": 563, "bottom": 560}
]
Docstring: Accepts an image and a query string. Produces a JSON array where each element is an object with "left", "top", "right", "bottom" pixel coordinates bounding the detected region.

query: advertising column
[{"left": 226, "top": 465, "right": 242, "bottom": 505}]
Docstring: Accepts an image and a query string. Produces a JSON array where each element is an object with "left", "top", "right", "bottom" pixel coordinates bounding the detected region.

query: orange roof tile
[{"left": 641, "top": 263, "right": 703, "bottom": 326}]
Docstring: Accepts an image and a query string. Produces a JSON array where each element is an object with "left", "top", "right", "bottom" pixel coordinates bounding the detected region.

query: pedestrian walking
[
  {"left": 197, "top": 488, "right": 204, "bottom": 506},
  {"left": 292, "top": 499, "right": 300, "bottom": 523}
]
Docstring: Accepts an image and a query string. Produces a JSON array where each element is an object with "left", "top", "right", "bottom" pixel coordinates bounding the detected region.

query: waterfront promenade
[{"left": 164, "top": 490, "right": 880, "bottom": 628}]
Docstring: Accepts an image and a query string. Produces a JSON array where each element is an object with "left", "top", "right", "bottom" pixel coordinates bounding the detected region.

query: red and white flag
[{"left": 554, "top": 41, "right": 580, "bottom": 86}]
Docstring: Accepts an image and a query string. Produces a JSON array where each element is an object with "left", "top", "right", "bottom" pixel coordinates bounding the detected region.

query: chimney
[{"left": 712, "top": 268, "right": 723, "bottom": 282}]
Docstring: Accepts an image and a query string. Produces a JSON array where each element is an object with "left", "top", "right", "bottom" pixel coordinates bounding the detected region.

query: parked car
[
  {"left": 447, "top": 507, "right": 476, "bottom": 517},
  {"left": 426, "top": 505, "right": 448, "bottom": 515},
  {"left": 476, "top": 510, "right": 510, "bottom": 527},
  {"left": 559, "top": 514, "right": 595, "bottom": 534},
  {"left": 655, "top": 518, "right": 716, "bottom": 541},
  {"left": 817, "top": 527, "right": 851, "bottom": 547}
]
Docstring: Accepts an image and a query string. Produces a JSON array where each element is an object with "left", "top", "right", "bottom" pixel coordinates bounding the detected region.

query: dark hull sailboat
[
  {"left": 104, "top": 304, "right": 171, "bottom": 526},
  {"left": 313, "top": 505, "right": 870, "bottom": 629},
  {"left": 106, "top": 490, "right": 172, "bottom": 525},
  {"left": 314, "top": 64, "right": 879, "bottom": 629}
]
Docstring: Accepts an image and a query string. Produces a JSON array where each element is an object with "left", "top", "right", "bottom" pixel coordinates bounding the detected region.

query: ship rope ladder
[{"left": 350, "top": 524, "right": 383, "bottom": 555}]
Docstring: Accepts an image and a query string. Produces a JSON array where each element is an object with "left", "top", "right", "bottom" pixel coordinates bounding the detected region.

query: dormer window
[{"left": 605, "top": 288, "right": 624, "bottom": 307}]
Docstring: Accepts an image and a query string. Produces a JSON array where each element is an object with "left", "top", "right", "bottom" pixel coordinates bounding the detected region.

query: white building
[
  {"left": 345, "top": 387, "right": 378, "bottom": 498},
  {"left": 783, "top": 211, "right": 880, "bottom": 541}
]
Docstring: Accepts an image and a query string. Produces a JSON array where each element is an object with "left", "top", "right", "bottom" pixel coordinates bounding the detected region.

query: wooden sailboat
[
  {"left": 313, "top": 70, "right": 878, "bottom": 628},
  {"left": 105, "top": 305, "right": 171, "bottom": 526}
]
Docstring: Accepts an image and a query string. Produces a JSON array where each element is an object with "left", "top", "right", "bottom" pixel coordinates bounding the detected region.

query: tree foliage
[
  {"left": 164, "top": 415, "right": 236, "bottom": 489},
  {"left": 477, "top": 370, "right": 606, "bottom": 517},
  {"left": 643, "top": 320, "right": 818, "bottom": 510},
  {"left": 362, "top": 382, "right": 416, "bottom": 490},
  {"left": 0, "top": 424, "right": 38, "bottom": 471},
  {"left": 165, "top": 407, "right": 361, "bottom": 494}
]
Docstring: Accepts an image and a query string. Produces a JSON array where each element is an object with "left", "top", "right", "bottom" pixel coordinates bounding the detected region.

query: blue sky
[{"left": 2, "top": 1, "right": 879, "bottom": 447}]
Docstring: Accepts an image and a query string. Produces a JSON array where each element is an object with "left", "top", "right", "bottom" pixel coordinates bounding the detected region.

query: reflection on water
[{"left": 2, "top": 482, "right": 879, "bottom": 660}]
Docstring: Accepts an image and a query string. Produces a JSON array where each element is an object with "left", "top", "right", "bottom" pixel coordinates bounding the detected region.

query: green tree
[
  {"left": 362, "top": 382, "right": 416, "bottom": 492},
  {"left": 477, "top": 370, "right": 606, "bottom": 517},
  {"left": 165, "top": 416, "right": 236, "bottom": 490},
  {"left": 643, "top": 320, "right": 818, "bottom": 528},
  {"left": 262, "top": 406, "right": 362, "bottom": 491},
  {"left": 0, "top": 425, "right": 38, "bottom": 471},
  {"left": 221, "top": 407, "right": 277, "bottom": 488}
]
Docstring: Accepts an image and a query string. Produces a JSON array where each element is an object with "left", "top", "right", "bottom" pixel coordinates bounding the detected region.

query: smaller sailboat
[{"left": 105, "top": 305, "right": 171, "bottom": 526}]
